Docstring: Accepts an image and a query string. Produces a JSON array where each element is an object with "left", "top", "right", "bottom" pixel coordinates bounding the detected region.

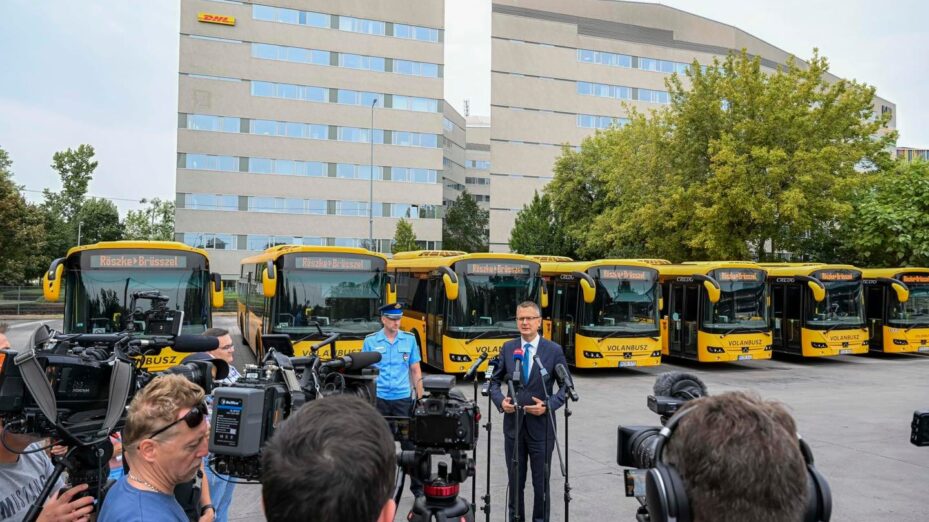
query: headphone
[{"left": 645, "top": 403, "right": 832, "bottom": 522}]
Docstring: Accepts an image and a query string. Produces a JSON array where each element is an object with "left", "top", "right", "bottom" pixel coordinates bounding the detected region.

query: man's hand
[
  {"left": 199, "top": 506, "right": 216, "bottom": 522},
  {"left": 37, "top": 484, "right": 95, "bottom": 522},
  {"left": 523, "top": 397, "right": 547, "bottom": 416},
  {"left": 501, "top": 396, "right": 516, "bottom": 414}
]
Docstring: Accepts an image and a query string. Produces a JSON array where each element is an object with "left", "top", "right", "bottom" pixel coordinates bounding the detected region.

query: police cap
[{"left": 379, "top": 302, "right": 404, "bottom": 319}]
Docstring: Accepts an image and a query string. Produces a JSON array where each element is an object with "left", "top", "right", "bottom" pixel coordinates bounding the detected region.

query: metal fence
[{"left": 0, "top": 286, "right": 62, "bottom": 316}]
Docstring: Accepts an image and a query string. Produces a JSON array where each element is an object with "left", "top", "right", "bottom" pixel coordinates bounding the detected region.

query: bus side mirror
[
  {"left": 541, "top": 284, "right": 549, "bottom": 309},
  {"left": 211, "top": 272, "right": 224, "bottom": 308},
  {"left": 571, "top": 272, "right": 596, "bottom": 304},
  {"left": 807, "top": 281, "right": 826, "bottom": 302},
  {"left": 42, "top": 258, "right": 65, "bottom": 302},
  {"left": 703, "top": 281, "right": 721, "bottom": 303},
  {"left": 891, "top": 282, "right": 910, "bottom": 303},
  {"left": 262, "top": 261, "right": 277, "bottom": 298},
  {"left": 386, "top": 274, "right": 397, "bottom": 304},
  {"left": 439, "top": 266, "right": 459, "bottom": 301},
  {"left": 659, "top": 297, "right": 665, "bottom": 312}
]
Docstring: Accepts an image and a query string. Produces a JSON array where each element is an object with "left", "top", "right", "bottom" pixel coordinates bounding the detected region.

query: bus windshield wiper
[
  {"left": 906, "top": 322, "right": 929, "bottom": 333},
  {"left": 466, "top": 329, "right": 504, "bottom": 345},
  {"left": 597, "top": 328, "right": 634, "bottom": 342},
  {"left": 718, "top": 327, "right": 765, "bottom": 337}
]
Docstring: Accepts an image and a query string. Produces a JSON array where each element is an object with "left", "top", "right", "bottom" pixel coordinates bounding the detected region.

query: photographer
[
  {"left": 663, "top": 391, "right": 809, "bottom": 522},
  {"left": 261, "top": 395, "right": 396, "bottom": 522},
  {"left": 99, "top": 374, "right": 210, "bottom": 522},
  {"left": 0, "top": 421, "right": 94, "bottom": 522}
]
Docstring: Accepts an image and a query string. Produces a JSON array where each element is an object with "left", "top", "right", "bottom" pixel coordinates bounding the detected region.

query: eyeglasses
[
  {"left": 218, "top": 343, "right": 235, "bottom": 351},
  {"left": 516, "top": 316, "right": 540, "bottom": 322},
  {"left": 146, "top": 402, "right": 207, "bottom": 440}
]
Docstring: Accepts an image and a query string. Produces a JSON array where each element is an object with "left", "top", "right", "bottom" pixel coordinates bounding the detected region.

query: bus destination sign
[
  {"left": 901, "top": 274, "right": 929, "bottom": 284},
  {"left": 599, "top": 269, "right": 651, "bottom": 280},
  {"left": 89, "top": 254, "right": 187, "bottom": 269},
  {"left": 817, "top": 271, "right": 856, "bottom": 282},
  {"left": 717, "top": 270, "right": 761, "bottom": 282},
  {"left": 466, "top": 263, "right": 530, "bottom": 276},
  {"left": 294, "top": 256, "right": 372, "bottom": 270}
]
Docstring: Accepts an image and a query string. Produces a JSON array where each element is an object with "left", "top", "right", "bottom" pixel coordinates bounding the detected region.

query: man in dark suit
[{"left": 490, "top": 301, "right": 569, "bottom": 522}]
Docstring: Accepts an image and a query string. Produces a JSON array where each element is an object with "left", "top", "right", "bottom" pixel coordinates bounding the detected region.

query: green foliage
[
  {"left": 77, "top": 198, "right": 123, "bottom": 245},
  {"left": 0, "top": 148, "right": 46, "bottom": 284},
  {"left": 122, "top": 198, "right": 175, "bottom": 241},
  {"left": 392, "top": 218, "right": 418, "bottom": 254},
  {"left": 549, "top": 49, "right": 896, "bottom": 261},
  {"left": 442, "top": 190, "right": 488, "bottom": 253},
  {"left": 509, "top": 191, "right": 577, "bottom": 257},
  {"left": 837, "top": 160, "right": 929, "bottom": 267},
  {"left": 43, "top": 144, "right": 98, "bottom": 222}
]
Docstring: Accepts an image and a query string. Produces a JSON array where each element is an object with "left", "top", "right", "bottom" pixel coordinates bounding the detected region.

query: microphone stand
[
  {"left": 507, "top": 363, "right": 523, "bottom": 522},
  {"left": 464, "top": 355, "right": 486, "bottom": 518},
  {"left": 480, "top": 358, "right": 497, "bottom": 522},
  {"left": 534, "top": 355, "right": 566, "bottom": 522}
]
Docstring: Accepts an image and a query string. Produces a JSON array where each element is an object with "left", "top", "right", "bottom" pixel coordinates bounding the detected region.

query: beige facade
[
  {"left": 442, "top": 103, "right": 467, "bottom": 206},
  {"left": 176, "top": 0, "right": 446, "bottom": 276},
  {"left": 464, "top": 116, "right": 492, "bottom": 209},
  {"left": 489, "top": 0, "right": 897, "bottom": 252}
]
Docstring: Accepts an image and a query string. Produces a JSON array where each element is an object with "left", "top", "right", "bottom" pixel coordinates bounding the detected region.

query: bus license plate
[
  {"left": 918, "top": 346, "right": 929, "bottom": 353},
  {"left": 737, "top": 355, "right": 752, "bottom": 361},
  {"left": 839, "top": 349, "right": 852, "bottom": 355},
  {"left": 619, "top": 361, "right": 637, "bottom": 368}
]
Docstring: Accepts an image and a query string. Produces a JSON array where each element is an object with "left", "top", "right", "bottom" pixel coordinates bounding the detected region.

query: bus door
[
  {"left": 552, "top": 279, "right": 578, "bottom": 363},
  {"left": 668, "top": 283, "right": 699, "bottom": 356},
  {"left": 426, "top": 276, "right": 445, "bottom": 363},
  {"left": 771, "top": 284, "right": 784, "bottom": 348},
  {"left": 864, "top": 282, "right": 885, "bottom": 348},
  {"left": 785, "top": 284, "right": 803, "bottom": 352}
]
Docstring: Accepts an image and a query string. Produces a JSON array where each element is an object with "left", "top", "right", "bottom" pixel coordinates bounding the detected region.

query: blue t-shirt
[{"left": 98, "top": 476, "right": 187, "bottom": 522}]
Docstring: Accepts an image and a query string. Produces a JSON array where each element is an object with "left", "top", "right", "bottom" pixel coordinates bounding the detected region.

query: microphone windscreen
[
  {"left": 345, "top": 351, "right": 382, "bottom": 370},
  {"left": 172, "top": 335, "right": 220, "bottom": 353},
  {"left": 653, "top": 371, "right": 708, "bottom": 399},
  {"left": 513, "top": 348, "right": 524, "bottom": 361}
]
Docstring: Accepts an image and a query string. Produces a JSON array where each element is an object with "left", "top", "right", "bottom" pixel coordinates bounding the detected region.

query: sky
[{"left": 1, "top": 0, "right": 926, "bottom": 214}]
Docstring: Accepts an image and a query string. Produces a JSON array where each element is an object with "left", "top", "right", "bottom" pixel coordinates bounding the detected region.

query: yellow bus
[
  {"left": 653, "top": 262, "right": 773, "bottom": 362},
  {"left": 763, "top": 264, "right": 869, "bottom": 357},
  {"left": 862, "top": 268, "right": 929, "bottom": 353},
  {"left": 41, "top": 241, "right": 224, "bottom": 371},
  {"left": 237, "top": 245, "right": 394, "bottom": 360},
  {"left": 388, "top": 251, "right": 547, "bottom": 373},
  {"left": 539, "top": 260, "right": 662, "bottom": 368}
]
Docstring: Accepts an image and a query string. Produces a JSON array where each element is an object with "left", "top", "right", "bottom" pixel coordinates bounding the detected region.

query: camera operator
[
  {"left": 0, "top": 420, "right": 94, "bottom": 522},
  {"left": 663, "top": 391, "right": 809, "bottom": 522},
  {"left": 99, "top": 374, "right": 210, "bottom": 522},
  {"left": 362, "top": 302, "right": 424, "bottom": 498},
  {"left": 261, "top": 395, "right": 396, "bottom": 522},
  {"left": 490, "top": 301, "right": 569, "bottom": 522}
]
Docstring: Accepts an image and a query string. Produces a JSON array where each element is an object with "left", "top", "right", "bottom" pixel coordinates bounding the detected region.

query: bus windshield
[
  {"left": 808, "top": 281, "right": 865, "bottom": 327},
  {"left": 65, "top": 268, "right": 209, "bottom": 334},
  {"left": 888, "top": 284, "right": 929, "bottom": 327},
  {"left": 449, "top": 263, "right": 539, "bottom": 333},
  {"left": 274, "top": 271, "right": 384, "bottom": 336},
  {"left": 581, "top": 277, "right": 658, "bottom": 334},
  {"left": 703, "top": 274, "right": 768, "bottom": 332}
]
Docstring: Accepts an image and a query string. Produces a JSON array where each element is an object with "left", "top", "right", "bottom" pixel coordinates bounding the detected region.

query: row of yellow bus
[{"left": 42, "top": 242, "right": 929, "bottom": 374}]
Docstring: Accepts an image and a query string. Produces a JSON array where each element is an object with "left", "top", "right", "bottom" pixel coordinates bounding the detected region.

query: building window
[
  {"left": 390, "top": 131, "right": 438, "bottom": 148},
  {"left": 637, "top": 88, "right": 670, "bottom": 104},
  {"left": 577, "top": 114, "right": 631, "bottom": 129},
  {"left": 252, "top": 43, "right": 329, "bottom": 66},
  {"left": 185, "top": 154, "right": 237, "bottom": 171},
  {"left": 465, "top": 160, "right": 491, "bottom": 169},
  {"left": 576, "top": 82, "right": 631, "bottom": 101},
  {"left": 336, "top": 89, "right": 383, "bottom": 107},
  {"left": 338, "top": 16, "right": 386, "bottom": 36},
  {"left": 251, "top": 81, "right": 328, "bottom": 103},
  {"left": 186, "top": 114, "right": 240, "bottom": 133},
  {"left": 392, "top": 96, "right": 438, "bottom": 113},
  {"left": 338, "top": 53, "right": 386, "bottom": 72},
  {"left": 337, "top": 127, "right": 385, "bottom": 144},
  {"left": 393, "top": 24, "right": 440, "bottom": 42},
  {"left": 183, "top": 233, "right": 237, "bottom": 250},
  {"left": 185, "top": 193, "right": 238, "bottom": 211},
  {"left": 577, "top": 49, "right": 631, "bottom": 68},
  {"left": 250, "top": 120, "right": 329, "bottom": 140},
  {"left": 393, "top": 60, "right": 440, "bottom": 78}
]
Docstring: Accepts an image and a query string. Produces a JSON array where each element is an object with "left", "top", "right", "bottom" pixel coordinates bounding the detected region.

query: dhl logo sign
[{"left": 198, "top": 12, "right": 236, "bottom": 26}]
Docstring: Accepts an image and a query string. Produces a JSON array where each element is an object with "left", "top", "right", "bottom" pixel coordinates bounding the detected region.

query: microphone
[
  {"left": 464, "top": 352, "right": 489, "bottom": 381},
  {"left": 554, "top": 363, "right": 579, "bottom": 402},
  {"left": 533, "top": 354, "right": 549, "bottom": 382},
  {"left": 512, "top": 348, "right": 524, "bottom": 384},
  {"left": 481, "top": 357, "right": 499, "bottom": 396},
  {"left": 170, "top": 335, "right": 220, "bottom": 353},
  {"left": 652, "top": 372, "right": 708, "bottom": 400},
  {"left": 320, "top": 351, "right": 382, "bottom": 371}
]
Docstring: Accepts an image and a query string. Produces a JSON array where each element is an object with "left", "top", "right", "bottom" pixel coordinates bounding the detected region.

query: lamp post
[{"left": 368, "top": 97, "right": 377, "bottom": 251}]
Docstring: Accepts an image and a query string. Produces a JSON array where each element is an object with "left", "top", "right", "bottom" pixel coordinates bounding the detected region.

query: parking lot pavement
[{"left": 7, "top": 316, "right": 929, "bottom": 520}]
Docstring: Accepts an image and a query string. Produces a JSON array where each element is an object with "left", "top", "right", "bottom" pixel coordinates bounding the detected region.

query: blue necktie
[{"left": 523, "top": 343, "right": 532, "bottom": 384}]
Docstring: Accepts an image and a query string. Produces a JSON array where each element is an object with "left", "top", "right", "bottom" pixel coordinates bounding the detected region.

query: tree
[
  {"left": 509, "top": 191, "right": 578, "bottom": 257},
  {"left": 43, "top": 144, "right": 97, "bottom": 222},
  {"left": 836, "top": 160, "right": 929, "bottom": 267},
  {"left": 547, "top": 49, "right": 896, "bottom": 261},
  {"left": 392, "top": 218, "right": 418, "bottom": 254},
  {"left": 77, "top": 198, "right": 123, "bottom": 245},
  {"left": 442, "top": 190, "right": 489, "bottom": 253},
  {"left": 122, "top": 198, "right": 175, "bottom": 241},
  {"left": 0, "top": 148, "right": 46, "bottom": 284}
]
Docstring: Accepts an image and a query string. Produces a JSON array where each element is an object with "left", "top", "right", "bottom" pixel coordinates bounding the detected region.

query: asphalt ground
[{"left": 4, "top": 316, "right": 929, "bottom": 521}]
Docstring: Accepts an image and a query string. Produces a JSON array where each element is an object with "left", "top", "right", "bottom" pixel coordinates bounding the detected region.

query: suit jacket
[{"left": 490, "top": 337, "right": 569, "bottom": 440}]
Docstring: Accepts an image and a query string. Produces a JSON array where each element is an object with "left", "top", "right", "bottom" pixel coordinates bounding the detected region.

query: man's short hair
[
  {"left": 123, "top": 374, "right": 205, "bottom": 451},
  {"left": 262, "top": 396, "right": 396, "bottom": 522},
  {"left": 516, "top": 301, "right": 540, "bottom": 316},
  {"left": 203, "top": 327, "right": 229, "bottom": 338},
  {"left": 664, "top": 391, "right": 808, "bottom": 522}
]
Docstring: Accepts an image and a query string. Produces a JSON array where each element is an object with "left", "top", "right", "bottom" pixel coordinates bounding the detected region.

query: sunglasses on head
[{"left": 147, "top": 402, "right": 207, "bottom": 440}]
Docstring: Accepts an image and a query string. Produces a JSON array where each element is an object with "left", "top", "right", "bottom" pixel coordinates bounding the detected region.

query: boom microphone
[
  {"left": 171, "top": 335, "right": 220, "bottom": 353},
  {"left": 464, "top": 352, "right": 488, "bottom": 381},
  {"left": 320, "top": 351, "right": 382, "bottom": 371},
  {"left": 652, "top": 371, "right": 708, "bottom": 400},
  {"left": 554, "top": 364, "right": 578, "bottom": 402}
]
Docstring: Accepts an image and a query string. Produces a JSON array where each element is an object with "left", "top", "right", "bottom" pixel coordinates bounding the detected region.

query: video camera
[
  {"left": 0, "top": 321, "right": 226, "bottom": 519},
  {"left": 208, "top": 333, "right": 380, "bottom": 481},
  {"left": 123, "top": 290, "right": 184, "bottom": 336},
  {"left": 616, "top": 372, "right": 708, "bottom": 501},
  {"left": 911, "top": 410, "right": 929, "bottom": 446}
]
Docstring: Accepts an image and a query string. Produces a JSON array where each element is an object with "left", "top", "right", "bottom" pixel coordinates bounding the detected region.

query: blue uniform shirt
[{"left": 363, "top": 329, "right": 421, "bottom": 400}]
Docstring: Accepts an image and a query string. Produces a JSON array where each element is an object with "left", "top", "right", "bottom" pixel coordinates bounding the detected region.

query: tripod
[
  {"left": 405, "top": 453, "right": 474, "bottom": 522},
  {"left": 24, "top": 442, "right": 113, "bottom": 522}
]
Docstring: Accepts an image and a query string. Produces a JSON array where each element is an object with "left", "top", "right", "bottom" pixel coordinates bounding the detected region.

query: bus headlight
[
  {"left": 893, "top": 339, "right": 908, "bottom": 345},
  {"left": 862, "top": 339, "right": 869, "bottom": 346},
  {"left": 764, "top": 345, "right": 773, "bottom": 351},
  {"left": 811, "top": 342, "right": 828, "bottom": 349},
  {"left": 583, "top": 351, "right": 603, "bottom": 359},
  {"left": 450, "top": 354, "right": 472, "bottom": 363},
  {"left": 707, "top": 346, "right": 724, "bottom": 354},
  {"left": 651, "top": 351, "right": 661, "bottom": 358}
]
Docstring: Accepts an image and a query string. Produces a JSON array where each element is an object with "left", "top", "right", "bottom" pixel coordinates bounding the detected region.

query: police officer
[{"left": 363, "top": 302, "right": 424, "bottom": 497}]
